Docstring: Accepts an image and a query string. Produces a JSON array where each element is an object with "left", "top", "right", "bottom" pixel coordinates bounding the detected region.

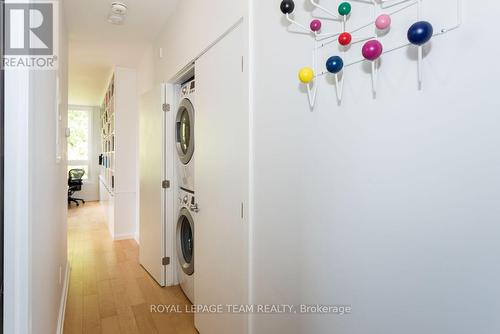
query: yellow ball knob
[{"left": 298, "top": 67, "right": 315, "bottom": 84}]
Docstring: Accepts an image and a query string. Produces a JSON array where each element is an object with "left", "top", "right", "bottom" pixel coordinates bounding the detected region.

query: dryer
[
  {"left": 176, "top": 188, "right": 195, "bottom": 303},
  {"left": 176, "top": 79, "right": 195, "bottom": 192}
]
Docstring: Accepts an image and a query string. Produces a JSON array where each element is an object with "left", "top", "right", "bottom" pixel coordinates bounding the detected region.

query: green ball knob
[{"left": 338, "top": 2, "right": 351, "bottom": 16}]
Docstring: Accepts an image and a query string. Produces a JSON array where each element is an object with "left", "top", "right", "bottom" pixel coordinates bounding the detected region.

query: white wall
[
  {"left": 137, "top": 44, "right": 155, "bottom": 95},
  {"left": 4, "top": 0, "right": 69, "bottom": 333},
  {"left": 251, "top": 1, "right": 500, "bottom": 333},
  {"left": 152, "top": 0, "right": 247, "bottom": 82},
  {"left": 31, "top": 3, "right": 69, "bottom": 333}
]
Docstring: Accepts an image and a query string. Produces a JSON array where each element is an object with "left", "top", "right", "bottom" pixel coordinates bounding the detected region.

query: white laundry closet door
[
  {"left": 139, "top": 84, "right": 167, "bottom": 286},
  {"left": 194, "top": 23, "right": 249, "bottom": 334}
]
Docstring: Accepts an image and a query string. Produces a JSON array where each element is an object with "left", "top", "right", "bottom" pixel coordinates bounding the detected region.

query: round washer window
[
  {"left": 176, "top": 207, "right": 194, "bottom": 276},
  {"left": 180, "top": 216, "right": 193, "bottom": 263},
  {"left": 178, "top": 107, "right": 191, "bottom": 155},
  {"left": 176, "top": 99, "right": 195, "bottom": 165}
]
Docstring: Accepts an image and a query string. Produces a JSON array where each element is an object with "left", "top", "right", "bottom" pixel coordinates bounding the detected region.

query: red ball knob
[{"left": 338, "top": 32, "right": 352, "bottom": 46}]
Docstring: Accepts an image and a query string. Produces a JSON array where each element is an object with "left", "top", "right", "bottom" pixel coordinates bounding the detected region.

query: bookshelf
[
  {"left": 98, "top": 67, "right": 137, "bottom": 240},
  {"left": 100, "top": 75, "right": 115, "bottom": 191}
]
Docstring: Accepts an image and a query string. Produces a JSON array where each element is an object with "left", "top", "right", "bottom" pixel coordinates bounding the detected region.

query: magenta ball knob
[
  {"left": 362, "top": 40, "right": 383, "bottom": 61},
  {"left": 375, "top": 14, "right": 391, "bottom": 30},
  {"left": 310, "top": 19, "right": 322, "bottom": 32}
]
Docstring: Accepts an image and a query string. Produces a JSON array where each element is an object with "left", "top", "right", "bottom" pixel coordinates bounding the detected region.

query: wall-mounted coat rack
[{"left": 280, "top": 0, "right": 462, "bottom": 109}]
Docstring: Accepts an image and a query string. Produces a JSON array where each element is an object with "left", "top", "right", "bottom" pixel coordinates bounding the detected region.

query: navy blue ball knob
[
  {"left": 326, "top": 56, "right": 344, "bottom": 74},
  {"left": 280, "top": 0, "right": 295, "bottom": 15},
  {"left": 407, "top": 21, "right": 434, "bottom": 46}
]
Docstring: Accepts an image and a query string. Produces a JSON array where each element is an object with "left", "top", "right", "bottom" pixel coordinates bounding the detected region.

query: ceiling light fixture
[
  {"left": 107, "top": 13, "right": 124, "bottom": 25},
  {"left": 107, "top": 2, "right": 127, "bottom": 25}
]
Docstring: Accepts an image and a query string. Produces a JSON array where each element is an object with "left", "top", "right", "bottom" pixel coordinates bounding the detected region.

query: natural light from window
[{"left": 68, "top": 108, "right": 91, "bottom": 180}]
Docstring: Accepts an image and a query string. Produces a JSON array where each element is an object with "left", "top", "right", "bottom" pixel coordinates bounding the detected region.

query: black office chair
[{"left": 68, "top": 169, "right": 86, "bottom": 207}]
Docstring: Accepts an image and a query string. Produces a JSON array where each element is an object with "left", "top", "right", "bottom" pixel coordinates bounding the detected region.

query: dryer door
[
  {"left": 176, "top": 98, "right": 195, "bottom": 164},
  {"left": 176, "top": 208, "right": 194, "bottom": 275}
]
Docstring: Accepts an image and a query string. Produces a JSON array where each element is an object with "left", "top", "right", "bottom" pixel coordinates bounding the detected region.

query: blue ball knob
[
  {"left": 407, "top": 21, "right": 434, "bottom": 46},
  {"left": 326, "top": 56, "right": 344, "bottom": 74},
  {"left": 280, "top": 0, "right": 295, "bottom": 14}
]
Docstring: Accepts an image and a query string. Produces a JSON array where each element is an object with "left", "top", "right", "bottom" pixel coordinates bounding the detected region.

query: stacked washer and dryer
[{"left": 175, "top": 79, "right": 196, "bottom": 303}]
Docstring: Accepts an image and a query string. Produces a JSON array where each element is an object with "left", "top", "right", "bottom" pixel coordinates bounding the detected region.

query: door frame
[
  {"left": 166, "top": 65, "right": 195, "bottom": 286},
  {"left": 164, "top": 83, "right": 177, "bottom": 286},
  {"left": 3, "top": 15, "right": 31, "bottom": 334},
  {"left": 0, "top": 0, "right": 5, "bottom": 331}
]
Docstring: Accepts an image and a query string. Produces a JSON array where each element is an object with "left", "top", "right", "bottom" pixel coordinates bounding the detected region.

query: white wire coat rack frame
[{"left": 279, "top": 0, "right": 463, "bottom": 109}]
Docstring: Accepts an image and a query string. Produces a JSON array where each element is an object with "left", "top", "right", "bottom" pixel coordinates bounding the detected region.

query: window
[{"left": 68, "top": 108, "right": 91, "bottom": 180}]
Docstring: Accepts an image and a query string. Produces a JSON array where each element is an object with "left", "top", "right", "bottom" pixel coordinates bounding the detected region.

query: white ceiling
[{"left": 65, "top": 0, "right": 179, "bottom": 106}]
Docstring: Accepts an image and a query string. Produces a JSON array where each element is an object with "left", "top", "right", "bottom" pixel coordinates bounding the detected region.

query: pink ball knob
[
  {"left": 362, "top": 40, "right": 383, "bottom": 61},
  {"left": 375, "top": 14, "right": 391, "bottom": 30},
  {"left": 310, "top": 19, "right": 322, "bottom": 32}
]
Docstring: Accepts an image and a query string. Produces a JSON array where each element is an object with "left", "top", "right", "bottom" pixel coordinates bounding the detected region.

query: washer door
[
  {"left": 176, "top": 207, "right": 194, "bottom": 275},
  {"left": 176, "top": 98, "right": 194, "bottom": 164}
]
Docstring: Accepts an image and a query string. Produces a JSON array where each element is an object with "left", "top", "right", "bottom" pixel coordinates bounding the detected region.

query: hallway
[{"left": 64, "top": 202, "right": 197, "bottom": 334}]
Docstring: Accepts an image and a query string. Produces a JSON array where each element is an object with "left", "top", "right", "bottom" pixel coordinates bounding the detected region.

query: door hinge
[
  {"left": 162, "top": 103, "right": 170, "bottom": 112},
  {"left": 162, "top": 257, "right": 170, "bottom": 266},
  {"left": 162, "top": 180, "right": 170, "bottom": 189}
]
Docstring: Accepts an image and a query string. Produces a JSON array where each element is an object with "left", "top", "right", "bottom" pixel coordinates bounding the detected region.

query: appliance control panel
[
  {"left": 178, "top": 190, "right": 195, "bottom": 206},
  {"left": 180, "top": 79, "right": 195, "bottom": 98}
]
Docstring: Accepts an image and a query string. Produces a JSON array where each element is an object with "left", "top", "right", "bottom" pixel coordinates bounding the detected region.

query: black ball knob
[{"left": 280, "top": 0, "right": 295, "bottom": 15}]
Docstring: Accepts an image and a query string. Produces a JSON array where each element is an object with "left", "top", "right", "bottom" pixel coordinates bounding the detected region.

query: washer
[
  {"left": 176, "top": 79, "right": 195, "bottom": 192},
  {"left": 176, "top": 189, "right": 195, "bottom": 303}
]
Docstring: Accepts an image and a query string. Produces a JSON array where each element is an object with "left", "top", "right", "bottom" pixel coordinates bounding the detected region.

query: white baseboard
[
  {"left": 56, "top": 263, "right": 71, "bottom": 334},
  {"left": 113, "top": 233, "right": 135, "bottom": 241}
]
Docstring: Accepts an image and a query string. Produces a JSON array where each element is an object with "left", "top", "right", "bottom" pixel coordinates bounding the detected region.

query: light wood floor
[{"left": 64, "top": 201, "right": 197, "bottom": 334}]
